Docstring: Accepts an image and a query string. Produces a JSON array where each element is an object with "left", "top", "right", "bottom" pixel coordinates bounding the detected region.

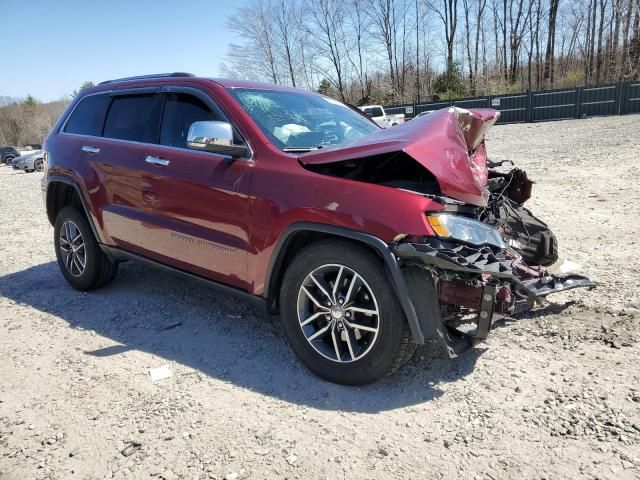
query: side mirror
[{"left": 187, "top": 121, "right": 248, "bottom": 158}]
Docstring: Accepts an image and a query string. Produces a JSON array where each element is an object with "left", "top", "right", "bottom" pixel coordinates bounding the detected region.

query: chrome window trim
[
  {"left": 59, "top": 85, "right": 254, "bottom": 161},
  {"left": 58, "top": 131, "right": 248, "bottom": 162}
]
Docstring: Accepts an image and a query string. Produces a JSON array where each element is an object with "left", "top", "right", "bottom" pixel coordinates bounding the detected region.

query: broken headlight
[{"left": 426, "top": 213, "right": 506, "bottom": 249}]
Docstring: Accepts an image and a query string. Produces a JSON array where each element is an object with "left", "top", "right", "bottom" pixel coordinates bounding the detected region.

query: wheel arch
[
  {"left": 264, "top": 222, "right": 426, "bottom": 344},
  {"left": 46, "top": 175, "right": 103, "bottom": 243}
]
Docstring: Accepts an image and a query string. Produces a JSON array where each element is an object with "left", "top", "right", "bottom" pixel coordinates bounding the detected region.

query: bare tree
[
  {"left": 308, "top": 0, "right": 349, "bottom": 102},
  {"left": 371, "top": 0, "right": 398, "bottom": 98},
  {"left": 274, "top": 0, "right": 299, "bottom": 86},
  {"left": 543, "top": 0, "right": 560, "bottom": 88},
  {"left": 429, "top": 0, "right": 458, "bottom": 70}
]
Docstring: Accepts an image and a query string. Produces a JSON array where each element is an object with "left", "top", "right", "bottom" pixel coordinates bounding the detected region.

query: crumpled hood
[{"left": 300, "top": 107, "right": 500, "bottom": 206}]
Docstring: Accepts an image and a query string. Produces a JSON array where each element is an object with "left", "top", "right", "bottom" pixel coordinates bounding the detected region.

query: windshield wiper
[{"left": 282, "top": 146, "right": 323, "bottom": 153}]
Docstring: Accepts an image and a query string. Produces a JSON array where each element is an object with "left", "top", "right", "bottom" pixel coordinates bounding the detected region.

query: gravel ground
[{"left": 1, "top": 115, "right": 639, "bottom": 480}]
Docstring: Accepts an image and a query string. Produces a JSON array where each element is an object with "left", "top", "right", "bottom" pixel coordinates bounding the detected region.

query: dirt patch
[{"left": 1, "top": 115, "right": 640, "bottom": 479}]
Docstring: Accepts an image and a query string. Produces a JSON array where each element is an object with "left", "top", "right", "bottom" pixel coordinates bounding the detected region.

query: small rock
[
  {"left": 286, "top": 454, "right": 298, "bottom": 465},
  {"left": 224, "top": 472, "right": 238, "bottom": 480},
  {"left": 443, "top": 439, "right": 452, "bottom": 448}
]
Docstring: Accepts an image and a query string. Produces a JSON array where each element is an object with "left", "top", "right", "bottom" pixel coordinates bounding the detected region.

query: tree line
[
  {"left": 221, "top": 0, "right": 640, "bottom": 105},
  {"left": 0, "top": 82, "right": 94, "bottom": 147}
]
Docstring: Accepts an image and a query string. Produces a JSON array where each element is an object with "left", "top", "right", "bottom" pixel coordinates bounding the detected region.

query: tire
[
  {"left": 280, "top": 239, "right": 415, "bottom": 385},
  {"left": 54, "top": 205, "right": 118, "bottom": 291},
  {"left": 34, "top": 159, "right": 44, "bottom": 172},
  {"left": 4, "top": 155, "right": 15, "bottom": 166}
]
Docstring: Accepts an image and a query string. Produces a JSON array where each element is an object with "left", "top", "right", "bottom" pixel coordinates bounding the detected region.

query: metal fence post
[
  {"left": 617, "top": 81, "right": 624, "bottom": 115},
  {"left": 527, "top": 91, "right": 533, "bottom": 122},
  {"left": 576, "top": 87, "right": 582, "bottom": 118}
]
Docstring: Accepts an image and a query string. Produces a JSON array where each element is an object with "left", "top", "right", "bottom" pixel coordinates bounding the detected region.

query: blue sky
[{"left": 0, "top": 0, "right": 247, "bottom": 102}]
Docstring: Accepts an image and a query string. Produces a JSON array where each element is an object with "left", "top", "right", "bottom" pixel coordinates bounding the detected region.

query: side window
[
  {"left": 159, "top": 93, "right": 218, "bottom": 149},
  {"left": 103, "top": 94, "right": 162, "bottom": 143},
  {"left": 64, "top": 94, "right": 110, "bottom": 136}
]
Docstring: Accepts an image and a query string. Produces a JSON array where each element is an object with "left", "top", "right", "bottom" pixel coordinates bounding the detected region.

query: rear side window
[
  {"left": 64, "top": 94, "right": 110, "bottom": 136},
  {"left": 159, "top": 93, "right": 218, "bottom": 148},
  {"left": 103, "top": 94, "right": 161, "bottom": 143}
]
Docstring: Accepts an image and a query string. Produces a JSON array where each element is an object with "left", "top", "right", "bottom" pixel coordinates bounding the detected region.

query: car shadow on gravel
[{"left": 0, "top": 261, "right": 485, "bottom": 413}]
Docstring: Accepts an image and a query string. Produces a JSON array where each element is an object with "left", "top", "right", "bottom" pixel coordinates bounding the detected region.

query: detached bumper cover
[
  {"left": 517, "top": 274, "right": 595, "bottom": 297},
  {"left": 393, "top": 238, "right": 594, "bottom": 297},
  {"left": 394, "top": 238, "right": 517, "bottom": 279},
  {"left": 392, "top": 238, "right": 594, "bottom": 354}
]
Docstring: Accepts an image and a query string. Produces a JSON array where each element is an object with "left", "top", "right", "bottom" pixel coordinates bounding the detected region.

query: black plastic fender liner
[
  {"left": 402, "top": 266, "right": 470, "bottom": 358},
  {"left": 265, "top": 223, "right": 427, "bottom": 344}
]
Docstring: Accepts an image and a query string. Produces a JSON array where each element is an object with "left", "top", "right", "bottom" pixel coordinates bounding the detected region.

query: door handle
[
  {"left": 145, "top": 155, "right": 170, "bottom": 166},
  {"left": 82, "top": 145, "right": 100, "bottom": 154}
]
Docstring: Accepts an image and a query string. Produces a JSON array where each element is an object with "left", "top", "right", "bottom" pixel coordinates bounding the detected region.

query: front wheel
[
  {"left": 280, "top": 240, "right": 415, "bottom": 385},
  {"left": 34, "top": 159, "right": 44, "bottom": 172}
]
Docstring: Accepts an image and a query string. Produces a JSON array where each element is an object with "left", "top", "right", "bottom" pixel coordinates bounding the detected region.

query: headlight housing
[{"left": 426, "top": 213, "right": 506, "bottom": 249}]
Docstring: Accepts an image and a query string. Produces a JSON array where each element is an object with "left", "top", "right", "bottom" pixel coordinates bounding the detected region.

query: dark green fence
[{"left": 384, "top": 80, "right": 640, "bottom": 124}]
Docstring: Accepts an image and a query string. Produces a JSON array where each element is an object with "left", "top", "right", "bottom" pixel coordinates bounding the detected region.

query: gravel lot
[{"left": 1, "top": 115, "right": 639, "bottom": 480}]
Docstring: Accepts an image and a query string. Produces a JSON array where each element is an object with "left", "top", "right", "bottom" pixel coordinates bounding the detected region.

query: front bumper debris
[{"left": 392, "top": 238, "right": 595, "bottom": 353}]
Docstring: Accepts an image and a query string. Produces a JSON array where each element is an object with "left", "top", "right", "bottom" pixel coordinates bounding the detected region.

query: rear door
[
  {"left": 78, "top": 89, "right": 163, "bottom": 249},
  {"left": 135, "top": 87, "right": 253, "bottom": 289}
]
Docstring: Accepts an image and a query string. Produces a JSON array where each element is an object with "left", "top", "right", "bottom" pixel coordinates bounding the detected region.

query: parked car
[
  {"left": 12, "top": 150, "right": 45, "bottom": 172},
  {"left": 359, "top": 105, "right": 405, "bottom": 128},
  {"left": 0, "top": 146, "right": 20, "bottom": 165},
  {"left": 42, "top": 73, "right": 593, "bottom": 385}
]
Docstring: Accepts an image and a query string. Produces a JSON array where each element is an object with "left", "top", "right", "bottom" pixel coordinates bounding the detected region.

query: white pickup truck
[{"left": 359, "top": 105, "right": 405, "bottom": 128}]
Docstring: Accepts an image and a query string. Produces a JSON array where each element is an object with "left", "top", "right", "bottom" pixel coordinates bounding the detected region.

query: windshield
[
  {"left": 362, "top": 106, "right": 384, "bottom": 117},
  {"left": 228, "top": 88, "right": 379, "bottom": 152}
]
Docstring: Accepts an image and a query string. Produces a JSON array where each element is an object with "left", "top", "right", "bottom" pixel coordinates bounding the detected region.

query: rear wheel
[
  {"left": 280, "top": 240, "right": 415, "bottom": 385},
  {"left": 54, "top": 206, "right": 118, "bottom": 290},
  {"left": 34, "top": 159, "right": 44, "bottom": 172},
  {"left": 4, "top": 155, "right": 15, "bottom": 166}
]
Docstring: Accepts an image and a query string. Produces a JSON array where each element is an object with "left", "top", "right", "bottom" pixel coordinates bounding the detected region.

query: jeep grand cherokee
[{"left": 42, "top": 73, "right": 593, "bottom": 385}]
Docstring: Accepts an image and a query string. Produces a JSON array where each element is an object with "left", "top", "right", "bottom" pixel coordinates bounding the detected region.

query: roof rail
[{"left": 98, "top": 72, "right": 195, "bottom": 85}]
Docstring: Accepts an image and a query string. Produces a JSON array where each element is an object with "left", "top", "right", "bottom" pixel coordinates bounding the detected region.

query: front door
[{"left": 135, "top": 90, "right": 253, "bottom": 289}]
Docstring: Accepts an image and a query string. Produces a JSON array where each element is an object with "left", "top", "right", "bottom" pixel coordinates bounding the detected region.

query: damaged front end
[
  {"left": 392, "top": 234, "right": 594, "bottom": 356},
  {"left": 301, "top": 106, "right": 594, "bottom": 356},
  {"left": 389, "top": 109, "right": 594, "bottom": 356}
]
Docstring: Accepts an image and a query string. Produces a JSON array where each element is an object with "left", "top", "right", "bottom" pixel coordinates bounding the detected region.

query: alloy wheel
[
  {"left": 59, "top": 220, "right": 86, "bottom": 277},
  {"left": 296, "top": 263, "right": 380, "bottom": 363}
]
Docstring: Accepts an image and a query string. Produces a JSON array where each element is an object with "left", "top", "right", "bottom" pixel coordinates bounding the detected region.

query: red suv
[{"left": 42, "top": 73, "right": 592, "bottom": 385}]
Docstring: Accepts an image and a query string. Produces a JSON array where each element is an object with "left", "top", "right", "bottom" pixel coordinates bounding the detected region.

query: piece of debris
[
  {"left": 149, "top": 365, "right": 172, "bottom": 381},
  {"left": 159, "top": 321, "right": 183, "bottom": 332},
  {"left": 68, "top": 448, "right": 81, "bottom": 458},
  {"left": 224, "top": 472, "right": 238, "bottom": 480},
  {"left": 286, "top": 454, "right": 298, "bottom": 465},
  {"left": 121, "top": 441, "right": 142, "bottom": 457}
]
